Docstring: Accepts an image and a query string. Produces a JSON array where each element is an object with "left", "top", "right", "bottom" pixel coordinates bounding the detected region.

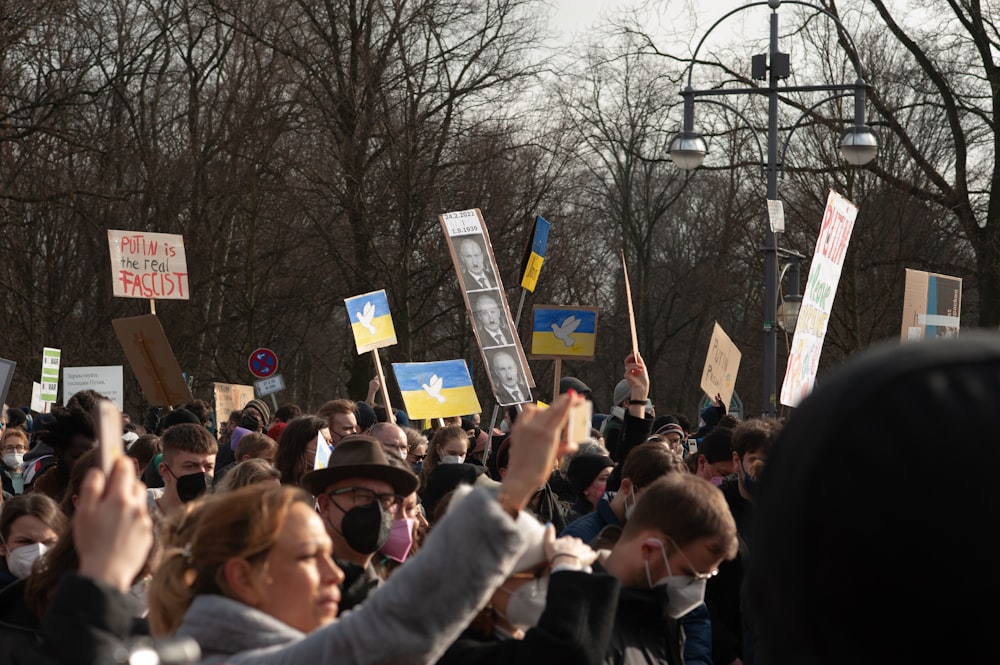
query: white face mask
[
  {"left": 439, "top": 454, "right": 465, "bottom": 465},
  {"left": 2, "top": 452, "right": 23, "bottom": 469},
  {"left": 624, "top": 483, "right": 637, "bottom": 520},
  {"left": 497, "top": 576, "right": 548, "bottom": 631},
  {"left": 6, "top": 542, "right": 47, "bottom": 579},
  {"left": 643, "top": 538, "right": 709, "bottom": 619}
]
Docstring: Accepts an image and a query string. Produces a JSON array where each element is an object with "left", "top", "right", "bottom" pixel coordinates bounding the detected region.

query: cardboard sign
[
  {"left": 780, "top": 191, "right": 858, "bottom": 408},
  {"left": 700, "top": 322, "right": 741, "bottom": 409},
  {"left": 900, "top": 269, "right": 962, "bottom": 342},
  {"left": 112, "top": 314, "right": 193, "bottom": 406},
  {"left": 519, "top": 215, "right": 551, "bottom": 292},
  {"left": 0, "top": 358, "right": 15, "bottom": 408},
  {"left": 108, "top": 230, "right": 189, "bottom": 300},
  {"left": 40, "top": 347, "right": 61, "bottom": 403},
  {"left": 213, "top": 382, "right": 255, "bottom": 425},
  {"left": 440, "top": 208, "right": 534, "bottom": 405},
  {"left": 63, "top": 366, "right": 125, "bottom": 411},
  {"left": 345, "top": 290, "right": 398, "bottom": 354},
  {"left": 392, "top": 360, "right": 482, "bottom": 419},
  {"left": 530, "top": 306, "right": 599, "bottom": 360}
]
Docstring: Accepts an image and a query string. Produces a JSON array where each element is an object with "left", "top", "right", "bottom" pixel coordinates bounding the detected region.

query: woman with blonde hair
[{"left": 148, "top": 393, "right": 584, "bottom": 665}]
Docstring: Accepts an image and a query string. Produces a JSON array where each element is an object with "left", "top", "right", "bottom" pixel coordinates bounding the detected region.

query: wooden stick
[
  {"left": 552, "top": 358, "right": 562, "bottom": 404},
  {"left": 372, "top": 349, "right": 395, "bottom": 424}
]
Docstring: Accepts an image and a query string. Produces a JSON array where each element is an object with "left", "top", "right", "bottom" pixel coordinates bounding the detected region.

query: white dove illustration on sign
[
  {"left": 551, "top": 315, "right": 582, "bottom": 347},
  {"left": 356, "top": 301, "right": 377, "bottom": 334},
  {"left": 421, "top": 374, "right": 446, "bottom": 403}
]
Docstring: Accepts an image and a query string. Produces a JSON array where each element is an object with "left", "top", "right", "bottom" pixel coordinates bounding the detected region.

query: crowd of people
[{"left": 1, "top": 332, "right": 997, "bottom": 664}]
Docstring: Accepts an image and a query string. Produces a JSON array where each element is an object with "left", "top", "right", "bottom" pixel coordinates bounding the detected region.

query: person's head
[
  {"left": 184, "top": 400, "right": 212, "bottom": 427},
  {"left": 223, "top": 410, "right": 243, "bottom": 436},
  {"left": 34, "top": 406, "right": 97, "bottom": 498},
  {"left": 234, "top": 431, "right": 277, "bottom": 463},
  {"left": 317, "top": 399, "right": 359, "bottom": 445},
  {"left": 126, "top": 433, "right": 162, "bottom": 477},
  {"left": 458, "top": 238, "right": 486, "bottom": 275},
  {"left": 5, "top": 407, "right": 28, "bottom": 432},
  {"left": 750, "top": 332, "right": 1000, "bottom": 665},
  {"left": 149, "top": 484, "right": 344, "bottom": 636},
  {"left": 567, "top": 453, "right": 615, "bottom": 508},
  {"left": 377, "top": 455, "right": 428, "bottom": 567},
  {"left": 274, "top": 414, "right": 329, "bottom": 487},
  {"left": 650, "top": 422, "right": 686, "bottom": 455},
  {"left": 421, "top": 425, "right": 469, "bottom": 485},
  {"left": 474, "top": 294, "right": 503, "bottom": 333},
  {"left": 490, "top": 351, "right": 519, "bottom": 388},
  {"left": 369, "top": 422, "right": 409, "bottom": 460},
  {"left": 243, "top": 399, "right": 272, "bottom": 428},
  {"left": 608, "top": 475, "right": 738, "bottom": 611},
  {"left": 159, "top": 407, "right": 202, "bottom": 435},
  {"left": 274, "top": 404, "right": 302, "bottom": 423},
  {"left": 64, "top": 389, "right": 106, "bottom": 413},
  {"left": 159, "top": 423, "right": 218, "bottom": 505},
  {"left": 730, "top": 417, "right": 781, "bottom": 503},
  {"left": 215, "top": 458, "right": 281, "bottom": 492},
  {"left": 693, "top": 426, "right": 735, "bottom": 482},
  {"left": 616, "top": 442, "right": 689, "bottom": 518},
  {"left": 612, "top": 380, "right": 632, "bottom": 409},
  {"left": 559, "top": 376, "right": 593, "bottom": 401},
  {"left": 0, "top": 493, "right": 66, "bottom": 579},
  {"left": 59, "top": 448, "right": 102, "bottom": 518},
  {"left": 302, "top": 436, "right": 419, "bottom": 566},
  {"left": 403, "top": 427, "right": 429, "bottom": 474},
  {"left": 2, "top": 427, "right": 30, "bottom": 470}
]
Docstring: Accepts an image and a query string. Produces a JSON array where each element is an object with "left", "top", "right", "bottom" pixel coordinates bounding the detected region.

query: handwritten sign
[
  {"left": 214, "top": 382, "right": 255, "bottom": 425},
  {"left": 700, "top": 323, "right": 741, "bottom": 409},
  {"left": 780, "top": 190, "right": 858, "bottom": 408},
  {"left": 108, "top": 230, "right": 189, "bottom": 300}
]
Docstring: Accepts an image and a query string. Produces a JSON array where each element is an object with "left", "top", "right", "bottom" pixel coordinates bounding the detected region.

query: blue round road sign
[{"left": 248, "top": 348, "right": 278, "bottom": 378}]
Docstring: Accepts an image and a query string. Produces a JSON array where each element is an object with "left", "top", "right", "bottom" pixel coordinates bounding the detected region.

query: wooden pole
[{"left": 372, "top": 349, "right": 395, "bottom": 424}]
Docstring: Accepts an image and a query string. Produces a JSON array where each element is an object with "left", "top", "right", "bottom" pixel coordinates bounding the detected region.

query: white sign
[
  {"left": 767, "top": 199, "right": 785, "bottom": 233},
  {"left": 30, "top": 381, "right": 44, "bottom": 413},
  {"left": 108, "top": 230, "right": 189, "bottom": 300},
  {"left": 254, "top": 374, "right": 285, "bottom": 397},
  {"left": 63, "top": 366, "right": 125, "bottom": 411},
  {"left": 780, "top": 191, "right": 859, "bottom": 408}
]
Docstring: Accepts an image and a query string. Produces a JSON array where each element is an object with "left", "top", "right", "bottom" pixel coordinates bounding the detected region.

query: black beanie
[{"left": 567, "top": 453, "right": 615, "bottom": 495}]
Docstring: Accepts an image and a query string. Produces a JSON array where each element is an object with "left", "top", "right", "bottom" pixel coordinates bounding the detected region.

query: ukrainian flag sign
[
  {"left": 345, "top": 290, "right": 397, "bottom": 354},
  {"left": 529, "top": 305, "right": 599, "bottom": 360},
  {"left": 392, "top": 360, "right": 482, "bottom": 419},
  {"left": 519, "top": 216, "right": 550, "bottom": 292}
]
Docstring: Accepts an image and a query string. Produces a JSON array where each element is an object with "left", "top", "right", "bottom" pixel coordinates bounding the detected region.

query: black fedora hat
[{"left": 301, "top": 435, "right": 419, "bottom": 497}]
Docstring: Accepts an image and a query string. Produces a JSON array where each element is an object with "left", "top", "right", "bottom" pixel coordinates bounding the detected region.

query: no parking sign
[{"left": 248, "top": 348, "right": 278, "bottom": 379}]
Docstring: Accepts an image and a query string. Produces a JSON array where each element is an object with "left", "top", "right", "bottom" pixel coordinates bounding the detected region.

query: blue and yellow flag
[
  {"left": 530, "top": 306, "right": 599, "bottom": 359},
  {"left": 391, "top": 360, "right": 482, "bottom": 419},
  {"left": 519, "top": 216, "right": 550, "bottom": 292},
  {"left": 345, "top": 290, "right": 397, "bottom": 354}
]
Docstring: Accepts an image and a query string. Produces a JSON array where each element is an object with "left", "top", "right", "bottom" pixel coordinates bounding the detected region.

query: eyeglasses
[
  {"left": 2, "top": 445, "right": 27, "bottom": 454},
  {"left": 665, "top": 534, "right": 718, "bottom": 581},
  {"left": 327, "top": 486, "right": 403, "bottom": 511},
  {"left": 408, "top": 453, "right": 427, "bottom": 461}
]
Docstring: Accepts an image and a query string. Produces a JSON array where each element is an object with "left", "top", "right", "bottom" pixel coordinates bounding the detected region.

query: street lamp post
[{"left": 668, "top": 0, "right": 878, "bottom": 418}]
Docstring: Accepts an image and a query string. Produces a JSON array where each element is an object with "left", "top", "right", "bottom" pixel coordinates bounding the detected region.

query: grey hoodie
[{"left": 177, "top": 486, "right": 528, "bottom": 665}]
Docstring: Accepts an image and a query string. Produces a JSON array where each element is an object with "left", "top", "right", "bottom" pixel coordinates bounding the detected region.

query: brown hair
[
  {"left": 234, "top": 432, "right": 277, "bottom": 462},
  {"left": 127, "top": 434, "right": 163, "bottom": 475},
  {"left": 274, "top": 414, "right": 326, "bottom": 488},
  {"left": 162, "top": 423, "right": 217, "bottom": 464},
  {"left": 419, "top": 426, "right": 468, "bottom": 490},
  {"left": 214, "top": 458, "right": 281, "bottom": 493},
  {"left": 0, "top": 493, "right": 66, "bottom": 544},
  {"left": 317, "top": 399, "right": 356, "bottom": 427},
  {"left": 621, "top": 442, "right": 688, "bottom": 489},
  {"left": 59, "top": 448, "right": 101, "bottom": 518},
  {"left": 148, "top": 484, "right": 312, "bottom": 635},
  {"left": 1, "top": 428, "right": 29, "bottom": 451},
  {"left": 622, "top": 474, "right": 738, "bottom": 560}
]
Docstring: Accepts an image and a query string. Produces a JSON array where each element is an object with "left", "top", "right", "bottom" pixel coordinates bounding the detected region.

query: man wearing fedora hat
[{"left": 301, "top": 435, "right": 420, "bottom": 611}]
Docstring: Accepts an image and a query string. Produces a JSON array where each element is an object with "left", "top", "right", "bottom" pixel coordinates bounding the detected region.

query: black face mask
[
  {"left": 174, "top": 471, "right": 211, "bottom": 503},
  {"left": 340, "top": 501, "right": 392, "bottom": 554}
]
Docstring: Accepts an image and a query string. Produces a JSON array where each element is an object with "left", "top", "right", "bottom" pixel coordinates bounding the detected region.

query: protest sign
[
  {"left": 530, "top": 306, "right": 598, "bottom": 360},
  {"left": 108, "top": 230, "right": 189, "bottom": 300},
  {"left": 440, "top": 208, "right": 534, "bottom": 405},
  {"left": 900, "top": 268, "right": 962, "bottom": 342},
  {"left": 63, "top": 366, "right": 124, "bottom": 410},
  {"left": 700, "top": 322, "right": 741, "bottom": 409},
  {"left": 392, "top": 360, "right": 481, "bottom": 419},
  {"left": 0, "top": 358, "right": 15, "bottom": 407},
  {"left": 112, "top": 314, "right": 193, "bottom": 406},
  {"left": 213, "top": 382, "right": 254, "bottom": 425},
  {"left": 40, "top": 347, "right": 61, "bottom": 403},
  {"left": 345, "top": 290, "right": 397, "bottom": 354},
  {"left": 780, "top": 190, "right": 858, "bottom": 408}
]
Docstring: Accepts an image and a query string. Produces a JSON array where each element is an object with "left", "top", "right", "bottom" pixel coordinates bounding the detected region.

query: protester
[
  {"left": 213, "top": 458, "right": 281, "bottom": 493},
  {"left": 316, "top": 400, "right": 360, "bottom": 446},
  {"left": 273, "top": 415, "right": 329, "bottom": 488},
  {"left": 752, "top": 333, "right": 1000, "bottom": 665},
  {"left": 146, "top": 423, "right": 217, "bottom": 523},
  {"left": 147, "top": 392, "right": 585, "bottom": 665},
  {"left": 1, "top": 427, "right": 30, "bottom": 496},
  {"left": 418, "top": 425, "right": 469, "bottom": 493}
]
